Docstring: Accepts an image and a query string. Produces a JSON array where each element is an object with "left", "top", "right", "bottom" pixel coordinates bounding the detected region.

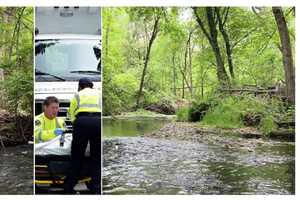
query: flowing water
[
  {"left": 0, "top": 145, "right": 33, "bottom": 194},
  {"left": 103, "top": 118, "right": 295, "bottom": 195}
]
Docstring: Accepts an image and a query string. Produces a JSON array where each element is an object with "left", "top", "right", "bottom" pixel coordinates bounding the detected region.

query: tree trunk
[
  {"left": 200, "top": 66, "right": 204, "bottom": 98},
  {"left": 178, "top": 60, "right": 192, "bottom": 98},
  {"left": 172, "top": 52, "right": 176, "bottom": 96},
  {"left": 183, "top": 35, "right": 188, "bottom": 99},
  {"left": 206, "top": 7, "right": 230, "bottom": 87},
  {"left": 136, "top": 16, "right": 160, "bottom": 108},
  {"left": 189, "top": 42, "right": 194, "bottom": 98},
  {"left": 187, "top": 29, "right": 194, "bottom": 97},
  {"left": 181, "top": 30, "right": 194, "bottom": 99},
  {"left": 182, "top": 71, "right": 185, "bottom": 98},
  {"left": 104, "top": 9, "right": 111, "bottom": 60},
  {"left": 215, "top": 7, "right": 234, "bottom": 79},
  {"left": 272, "top": 7, "right": 295, "bottom": 104},
  {"left": 104, "top": 12, "right": 112, "bottom": 112},
  {"left": 193, "top": 7, "right": 230, "bottom": 87}
]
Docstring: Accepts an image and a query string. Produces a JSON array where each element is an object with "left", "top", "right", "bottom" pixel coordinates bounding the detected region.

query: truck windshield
[{"left": 35, "top": 39, "right": 101, "bottom": 82}]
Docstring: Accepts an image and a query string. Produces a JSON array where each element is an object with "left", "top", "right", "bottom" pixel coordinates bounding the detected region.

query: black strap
[{"left": 76, "top": 112, "right": 101, "bottom": 118}]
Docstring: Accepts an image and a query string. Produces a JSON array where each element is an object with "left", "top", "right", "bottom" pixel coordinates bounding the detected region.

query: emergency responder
[
  {"left": 34, "top": 96, "right": 65, "bottom": 143},
  {"left": 64, "top": 77, "right": 101, "bottom": 194}
]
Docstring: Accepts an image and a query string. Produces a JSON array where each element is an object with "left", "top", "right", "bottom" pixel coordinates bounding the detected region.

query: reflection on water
[
  {"left": 103, "top": 118, "right": 170, "bottom": 137},
  {"left": 0, "top": 145, "right": 33, "bottom": 194},
  {"left": 103, "top": 119, "right": 295, "bottom": 195}
]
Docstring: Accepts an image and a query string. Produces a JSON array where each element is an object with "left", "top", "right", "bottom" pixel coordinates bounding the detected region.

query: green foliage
[
  {"left": 201, "top": 95, "right": 267, "bottom": 129},
  {"left": 0, "top": 7, "right": 33, "bottom": 117},
  {"left": 143, "top": 90, "right": 175, "bottom": 106},
  {"left": 1, "top": 69, "right": 33, "bottom": 116},
  {"left": 259, "top": 115, "right": 278, "bottom": 136},
  {"left": 201, "top": 96, "right": 243, "bottom": 128},
  {"left": 103, "top": 72, "right": 138, "bottom": 115},
  {"left": 176, "top": 106, "right": 189, "bottom": 122},
  {"left": 198, "top": 94, "right": 291, "bottom": 135},
  {"left": 102, "top": 7, "right": 294, "bottom": 117},
  {"left": 188, "top": 102, "right": 210, "bottom": 122}
]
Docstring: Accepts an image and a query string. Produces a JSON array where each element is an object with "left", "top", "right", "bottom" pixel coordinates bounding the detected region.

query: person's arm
[
  {"left": 34, "top": 119, "right": 56, "bottom": 143},
  {"left": 58, "top": 117, "right": 67, "bottom": 130},
  {"left": 68, "top": 96, "right": 78, "bottom": 122}
]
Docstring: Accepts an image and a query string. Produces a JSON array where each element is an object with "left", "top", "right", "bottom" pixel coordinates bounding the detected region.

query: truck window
[{"left": 35, "top": 39, "right": 101, "bottom": 82}]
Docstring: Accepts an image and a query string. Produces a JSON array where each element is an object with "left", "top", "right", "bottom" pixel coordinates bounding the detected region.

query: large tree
[
  {"left": 127, "top": 8, "right": 164, "bottom": 108},
  {"left": 272, "top": 7, "right": 295, "bottom": 104},
  {"left": 215, "top": 7, "right": 234, "bottom": 79},
  {"left": 193, "top": 7, "right": 230, "bottom": 87}
]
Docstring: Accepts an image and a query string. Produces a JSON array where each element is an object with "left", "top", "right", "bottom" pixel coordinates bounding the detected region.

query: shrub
[
  {"left": 260, "top": 115, "right": 278, "bottom": 136},
  {"left": 201, "top": 95, "right": 267, "bottom": 129},
  {"left": 188, "top": 102, "right": 210, "bottom": 122},
  {"left": 176, "top": 107, "right": 189, "bottom": 122}
]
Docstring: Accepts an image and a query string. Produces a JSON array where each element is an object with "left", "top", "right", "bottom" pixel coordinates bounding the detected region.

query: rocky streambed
[
  {"left": 0, "top": 145, "right": 33, "bottom": 194},
  {"left": 103, "top": 121, "right": 295, "bottom": 195}
]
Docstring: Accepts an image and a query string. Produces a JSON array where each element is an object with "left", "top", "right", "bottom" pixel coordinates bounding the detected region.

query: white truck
[{"left": 35, "top": 7, "right": 101, "bottom": 116}]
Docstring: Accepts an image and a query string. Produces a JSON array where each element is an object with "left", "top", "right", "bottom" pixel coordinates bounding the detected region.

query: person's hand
[{"left": 54, "top": 128, "right": 64, "bottom": 136}]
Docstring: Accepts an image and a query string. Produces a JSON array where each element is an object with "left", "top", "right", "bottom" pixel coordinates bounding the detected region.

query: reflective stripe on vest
[
  {"left": 74, "top": 92, "right": 101, "bottom": 113},
  {"left": 55, "top": 117, "right": 61, "bottom": 128},
  {"left": 37, "top": 128, "right": 43, "bottom": 143}
]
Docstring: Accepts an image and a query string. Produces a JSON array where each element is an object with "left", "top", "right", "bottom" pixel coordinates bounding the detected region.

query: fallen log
[
  {"left": 220, "top": 88, "right": 277, "bottom": 94},
  {"left": 269, "top": 129, "right": 295, "bottom": 141},
  {"left": 275, "top": 121, "right": 295, "bottom": 128}
]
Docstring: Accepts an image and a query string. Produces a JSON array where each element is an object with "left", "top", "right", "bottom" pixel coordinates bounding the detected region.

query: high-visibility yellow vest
[
  {"left": 34, "top": 113, "right": 65, "bottom": 143},
  {"left": 68, "top": 88, "right": 101, "bottom": 122}
]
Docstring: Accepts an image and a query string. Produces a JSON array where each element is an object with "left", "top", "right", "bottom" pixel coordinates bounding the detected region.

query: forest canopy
[{"left": 102, "top": 7, "right": 295, "bottom": 115}]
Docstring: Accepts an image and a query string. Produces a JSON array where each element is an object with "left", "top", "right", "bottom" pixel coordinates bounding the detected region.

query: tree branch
[{"left": 192, "top": 7, "right": 212, "bottom": 43}]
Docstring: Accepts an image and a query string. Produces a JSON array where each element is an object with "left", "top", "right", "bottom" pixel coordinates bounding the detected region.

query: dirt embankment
[{"left": 0, "top": 109, "right": 32, "bottom": 147}]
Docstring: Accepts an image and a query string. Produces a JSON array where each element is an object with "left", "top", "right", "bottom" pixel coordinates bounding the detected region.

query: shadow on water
[
  {"left": 103, "top": 119, "right": 295, "bottom": 195},
  {"left": 0, "top": 145, "right": 33, "bottom": 194}
]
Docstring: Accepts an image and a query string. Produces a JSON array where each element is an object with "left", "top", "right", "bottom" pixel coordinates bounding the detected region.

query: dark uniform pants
[{"left": 64, "top": 114, "right": 101, "bottom": 194}]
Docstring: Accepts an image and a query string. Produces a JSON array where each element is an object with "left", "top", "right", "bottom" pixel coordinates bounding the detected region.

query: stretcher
[{"left": 35, "top": 130, "right": 92, "bottom": 194}]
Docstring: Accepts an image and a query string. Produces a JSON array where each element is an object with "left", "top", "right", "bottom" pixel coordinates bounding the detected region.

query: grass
[
  {"left": 176, "top": 107, "right": 189, "bottom": 122},
  {"left": 197, "top": 95, "right": 285, "bottom": 134},
  {"left": 202, "top": 98, "right": 239, "bottom": 128}
]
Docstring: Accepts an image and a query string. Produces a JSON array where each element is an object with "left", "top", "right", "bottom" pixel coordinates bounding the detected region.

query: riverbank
[
  {"left": 103, "top": 109, "right": 176, "bottom": 120},
  {"left": 0, "top": 110, "right": 30, "bottom": 148},
  {"left": 143, "top": 122, "right": 294, "bottom": 152}
]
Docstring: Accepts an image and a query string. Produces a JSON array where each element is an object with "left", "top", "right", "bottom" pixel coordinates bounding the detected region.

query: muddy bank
[
  {"left": 143, "top": 122, "right": 294, "bottom": 152},
  {"left": 103, "top": 113, "right": 176, "bottom": 121},
  {"left": 0, "top": 110, "right": 32, "bottom": 147}
]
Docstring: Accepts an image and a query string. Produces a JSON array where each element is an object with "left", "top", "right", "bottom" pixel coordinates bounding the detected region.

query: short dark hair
[
  {"left": 78, "top": 77, "right": 93, "bottom": 89},
  {"left": 43, "top": 96, "right": 59, "bottom": 106}
]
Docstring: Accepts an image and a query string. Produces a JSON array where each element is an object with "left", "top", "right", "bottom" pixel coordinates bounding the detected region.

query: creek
[
  {"left": 0, "top": 145, "right": 33, "bottom": 194},
  {"left": 103, "top": 118, "right": 295, "bottom": 195}
]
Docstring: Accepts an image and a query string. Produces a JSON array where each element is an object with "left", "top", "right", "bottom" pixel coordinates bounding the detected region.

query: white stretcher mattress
[{"left": 35, "top": 134, "right": 90, "bottom": 156}]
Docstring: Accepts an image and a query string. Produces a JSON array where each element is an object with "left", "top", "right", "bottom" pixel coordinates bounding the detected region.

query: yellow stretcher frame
[
  {"left": 35, "top": 177, "right": 91, "bottom": 185},
  {"left": 35, "top": 164, "right": 92, "bottom": 185}
]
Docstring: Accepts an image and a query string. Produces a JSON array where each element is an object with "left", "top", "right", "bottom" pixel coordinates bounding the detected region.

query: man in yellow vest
[
  {"left": 64, "top": 77, "right": 101, "bottom": 194},
  {"left": 34, "top": 96, "right": 65, "bottom": 143}
]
